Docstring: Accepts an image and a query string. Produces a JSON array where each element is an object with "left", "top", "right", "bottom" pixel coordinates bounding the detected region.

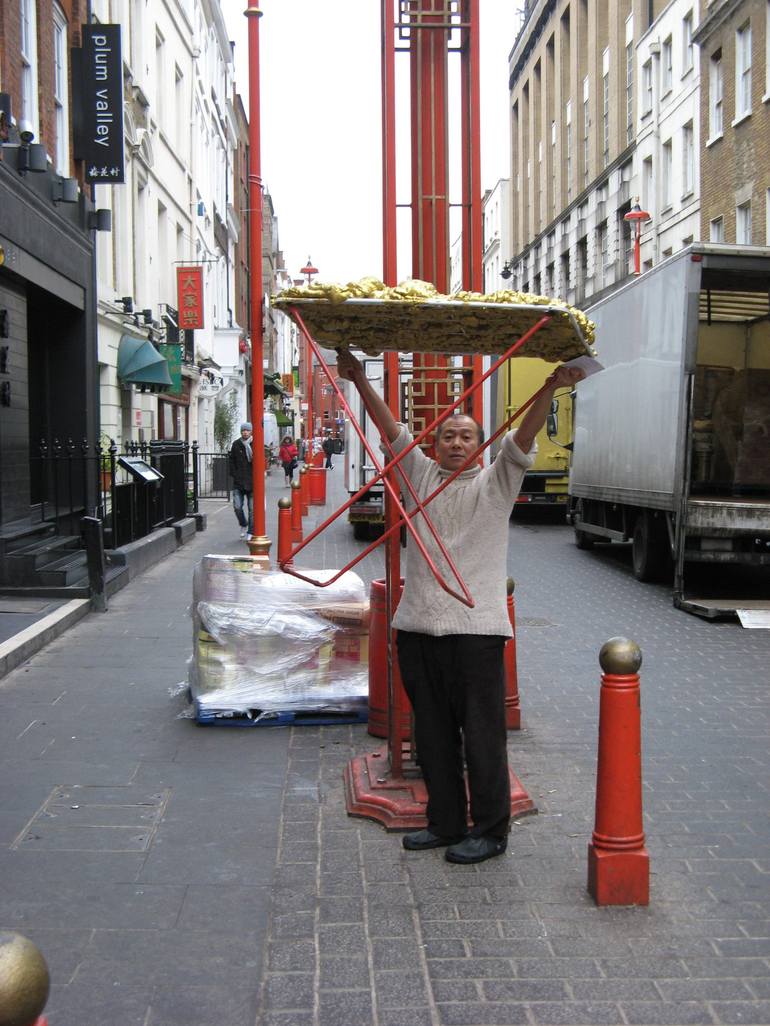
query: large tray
[{"left": 274, "top": 295, "right": 594, "bottom": 361}]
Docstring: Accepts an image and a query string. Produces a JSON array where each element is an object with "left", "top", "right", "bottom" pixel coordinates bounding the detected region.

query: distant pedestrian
[
  {"left": 322, "top": 435, "right": 334, "bottom": 469},
  {"left": 279, "top": 435, "right": 299, "bottom": 486},
  {"left": 228, "top": 422, "right": 253, "bottom": 539}
]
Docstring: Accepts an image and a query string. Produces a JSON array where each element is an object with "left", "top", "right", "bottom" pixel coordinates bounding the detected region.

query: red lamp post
[
  {"left": 299, "top": 257, "right": 318, "bottom": 443},
  {"left": 624, "top": 200, "right": 651, "bottom": 276},
  {"left": 245, "top": 3, "right": 270, "bottom": 565}
]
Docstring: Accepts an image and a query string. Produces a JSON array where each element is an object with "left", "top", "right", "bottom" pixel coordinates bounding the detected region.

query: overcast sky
[{"left": 221, "top": 1, "right": 522, "bottom": 284}]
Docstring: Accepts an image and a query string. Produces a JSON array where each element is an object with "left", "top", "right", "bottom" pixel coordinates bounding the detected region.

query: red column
[
  {"left": 587, "top": 638, "right": 650, "bottom": 906},
  {"left": 276, "top": 497, "right": 293, "bottom": 567},
  {"left": 299, "top": 465, "right": 310, "bottom": 516},
  {"left": 245, "top": 4, "right": 269, "bottom": 565},
  {"left": 290, "top": 480, "right": 303, "bottom": 545}
]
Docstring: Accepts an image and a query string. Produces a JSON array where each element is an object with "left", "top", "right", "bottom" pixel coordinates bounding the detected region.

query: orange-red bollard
[
  {"left": 587, "top": 637, "right": 650, "bottom": 906},
  {"left": 290, "top": 480, "right": 303, "bottom": 544},
  {"left": 276, "top": 497, "right": 293, "bottom": 566},
  {"left": 299, "top": 465, "right": 310, "bottom": 516},
  {"left": 504, "top": 576, "right": 521, "bottom": 729}
]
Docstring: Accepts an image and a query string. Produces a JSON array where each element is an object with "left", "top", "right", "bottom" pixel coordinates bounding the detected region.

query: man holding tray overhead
[{"left": 338, "top": 349, "right": 585, "bottom": 864}]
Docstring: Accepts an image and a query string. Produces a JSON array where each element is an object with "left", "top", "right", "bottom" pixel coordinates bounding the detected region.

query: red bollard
[
  {"left": 276, "top": 497, "right": 293, "bottom": 566},
  {"left": 504, "top": 576, "right": 521, "bottom": 729},
  {"left": 587, "top": 637, "right": 650, "bottom": 906},
  {"left": 290, "top": 480, "right": 303, "bottom": 544},
  {"left": 299, "top": 465, "right": 309, "bottom": 516}
]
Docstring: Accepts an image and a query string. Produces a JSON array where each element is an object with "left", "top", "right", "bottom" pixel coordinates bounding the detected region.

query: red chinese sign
[{"left": 176, "top": 266, "right": 204, "bottom": 330}]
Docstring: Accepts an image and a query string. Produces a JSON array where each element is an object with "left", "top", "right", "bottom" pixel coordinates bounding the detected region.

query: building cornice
[
  {"left": 509, "top": 0, "right": 558, "bottom": 89},
  {"left": 692, "top": 0, "right": 744, "bottom": 46}
]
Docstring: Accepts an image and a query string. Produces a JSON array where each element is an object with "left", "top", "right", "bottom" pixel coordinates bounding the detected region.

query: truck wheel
[
  {"left": 632, "top": 513, "right": 669, "bottom": 582},
  {"left": 353, "top": 522, "right": 369, "bottom": 541},
  {"left": 574, "top": 528, "right": 595, "bottom": 550}
]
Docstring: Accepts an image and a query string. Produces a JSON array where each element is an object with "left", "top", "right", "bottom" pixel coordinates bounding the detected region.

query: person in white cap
[{"left": 229, "top": 422, "right": 253, "bottom": 539}]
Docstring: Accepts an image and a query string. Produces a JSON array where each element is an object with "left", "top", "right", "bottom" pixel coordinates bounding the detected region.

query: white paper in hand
[{"left": 563, "top": 355, "right": 604, "bottom": 378}]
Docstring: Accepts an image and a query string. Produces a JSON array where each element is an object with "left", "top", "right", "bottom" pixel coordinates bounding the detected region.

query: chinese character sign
[
  {"left": 176, "top": 266, "right": 204, "bottom": 330},
  {"left": 74, "top": 25, "right": 126, "bottom": 184}
]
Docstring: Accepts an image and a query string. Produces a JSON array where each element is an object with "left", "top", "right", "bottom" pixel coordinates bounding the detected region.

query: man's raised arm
[{"left": 337, "top": 349, "right": 401, "bottom": 443}]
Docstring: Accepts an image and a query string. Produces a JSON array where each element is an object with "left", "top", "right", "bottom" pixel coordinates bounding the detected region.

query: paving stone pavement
[{"left": 0, "top": 462, "right": 768, "bottom": 1026}]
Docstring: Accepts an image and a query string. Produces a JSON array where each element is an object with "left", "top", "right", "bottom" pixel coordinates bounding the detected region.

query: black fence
[{"left": 30, "top": 439, "right": 230, "bottom": 549}]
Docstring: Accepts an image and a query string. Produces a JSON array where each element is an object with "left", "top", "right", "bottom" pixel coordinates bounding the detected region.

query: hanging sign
[
  {"left": 74, "top": 25, "right": 125, "bottom": 184},
  {"left": 176, "top": 266, "right": 205, "bottom": 329}
]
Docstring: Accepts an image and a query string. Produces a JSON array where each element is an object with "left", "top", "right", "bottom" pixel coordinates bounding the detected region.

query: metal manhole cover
[{"left": 12, "top": 785, "right": 171, "bottom": 853}]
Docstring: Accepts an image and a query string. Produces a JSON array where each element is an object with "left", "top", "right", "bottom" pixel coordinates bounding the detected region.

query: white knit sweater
[{"left": 387, "top": 425, "right": 535, "bottom": 637}]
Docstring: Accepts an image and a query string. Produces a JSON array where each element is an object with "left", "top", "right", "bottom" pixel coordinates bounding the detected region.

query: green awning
[
  {"left": 275, "top": 410, "right": 293, "bottom": 427},
  {"left": 264, "top": 372, "right": 288, "bottom": 398},
  {"left": 117, "top": 334, "right": 172, "bottom": 389}
]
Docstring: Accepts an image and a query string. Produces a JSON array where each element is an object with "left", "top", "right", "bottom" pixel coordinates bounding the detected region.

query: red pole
[
  {"left": 245, "top": 4, "right": 269, "bottom": 565},
  {"left": 276, "top": 497, "right": 293, "bottom": 566},
  {"left": 290, "top": 479, "right": 303, "bottom": 544},
  {"left": 587, "top": 637, "right": 650, "bottom": 906},
  {"left": 299, "top": 464, "right": 309, "bottom": 516},
  {"left": 504, "top": 577, "right": 521, "bottom": 730}
]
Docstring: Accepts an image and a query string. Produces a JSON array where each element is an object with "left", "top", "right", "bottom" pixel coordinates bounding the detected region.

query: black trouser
[{"left": 396, "top": 631, "right": 510, "bottom": 841}]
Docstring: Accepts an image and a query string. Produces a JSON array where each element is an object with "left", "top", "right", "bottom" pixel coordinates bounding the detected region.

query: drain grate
[{"left": 12, "top": 784, "right": 171, "bottom": 853}]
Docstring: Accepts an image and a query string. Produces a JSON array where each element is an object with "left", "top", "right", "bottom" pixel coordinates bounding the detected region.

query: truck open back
[{"left": 568, "top": 244, "right": 770, "bottom": 620}]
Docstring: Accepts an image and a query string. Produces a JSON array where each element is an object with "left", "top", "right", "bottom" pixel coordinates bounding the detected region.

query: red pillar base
[
  {"left": 587, "top": 844, "right": 650, "bottom": 906},
  {"left": 505, "top": 698, "right": 521, "bottom": 731},
  {"left": 344, "top": 750, "right": 536, "bottom": 831}
]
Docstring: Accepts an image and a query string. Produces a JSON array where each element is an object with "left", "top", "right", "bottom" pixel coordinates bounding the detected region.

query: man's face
[
  {"left": 434, "top": 415, "right": 480, "bottom": 471},
  {"left": 241, "top": 428, "right": 251, "bottom": 441}
]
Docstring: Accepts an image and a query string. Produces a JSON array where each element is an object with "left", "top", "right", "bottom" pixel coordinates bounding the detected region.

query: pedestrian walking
[
  {"left": 228, "top": 422, "right": 253, "bottom": 539},
  {"left": 322, "top": 434, "right": 334, "bottom": 469},
  {"left": 279, "top": 435, "right": 299, "bottom": 486},
  {"left": 338, "top": 349, "right": 585, "bottom": 864}
]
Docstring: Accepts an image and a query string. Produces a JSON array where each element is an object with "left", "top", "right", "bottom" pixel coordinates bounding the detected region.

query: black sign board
[
  {"left": 73, "top": 25, "right": 125, "bottom": 184},
  {"left": 118, "top": 457, "right": 164, "bottom": 484}
]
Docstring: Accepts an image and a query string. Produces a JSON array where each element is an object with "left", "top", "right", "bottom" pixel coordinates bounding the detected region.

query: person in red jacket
[{"left": 279, "top": 436, "right": 298, "bottom": 487}]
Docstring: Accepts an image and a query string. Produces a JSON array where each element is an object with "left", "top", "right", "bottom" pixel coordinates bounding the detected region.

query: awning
[
  {"left": 117, "top": 334, "right": 173, "bottom": 389},
  {"left": 275, "top": 410, "right": 293, "bottom": 427}
]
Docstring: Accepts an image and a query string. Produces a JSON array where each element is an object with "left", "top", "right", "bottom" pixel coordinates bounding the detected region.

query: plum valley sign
[{"left": 73, "top": 25, "right": 125, "bottom": 184}]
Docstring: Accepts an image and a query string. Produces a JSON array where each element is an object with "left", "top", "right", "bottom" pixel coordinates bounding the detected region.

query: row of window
[
  {"left": 19, "top": 0, "right": 70, "bottom": 175},
  {"left": 710, "top": 190, "right": 770, "bottom": 246},
  {"left": 708, "top": 8, "right": 770, "bottom": 141}
]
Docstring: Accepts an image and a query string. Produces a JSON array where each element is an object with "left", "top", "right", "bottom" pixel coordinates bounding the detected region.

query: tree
[{"left": 214, "top": 392, "right": 239, "bottom": 452}]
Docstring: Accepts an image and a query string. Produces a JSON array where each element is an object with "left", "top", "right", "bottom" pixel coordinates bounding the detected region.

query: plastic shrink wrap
[{"left": 190, "top": 556, "right": 369, "bottom": 718}]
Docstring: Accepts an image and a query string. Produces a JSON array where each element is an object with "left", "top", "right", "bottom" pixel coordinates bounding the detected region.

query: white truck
[
  {"left": 567, "top": 244, "right": 770, "bottom": 619},
  {"left": 343, "top": 357, "right": 387, "bottom": 540}
]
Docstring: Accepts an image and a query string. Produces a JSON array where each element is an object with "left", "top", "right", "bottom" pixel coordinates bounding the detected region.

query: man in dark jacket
[
  {"left": 229, "top": 422, "right": 253, "bottom": 538},
  {"left": 322, "top": 434, "right": 334, "bottom": 469}
]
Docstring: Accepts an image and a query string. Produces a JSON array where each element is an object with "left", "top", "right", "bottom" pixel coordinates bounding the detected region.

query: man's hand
[
  {"left": 337, "top": 348, "right": 364, "bottom": 383},
  {"left": 546, "top": 364, "right": 586, "bottom": 392}
]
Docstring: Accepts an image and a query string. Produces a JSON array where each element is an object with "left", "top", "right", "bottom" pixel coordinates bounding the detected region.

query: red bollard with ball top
[
  {"left": 290, "top": 479, "right": 303, "bottom": 545},
  {"left": 276, "top": 497, "right": 293, "bottom": 567},
  {"left": 587, "top": 637, "right": 650, "bottom": 906},
  {"left": 299, "top": 464, "right": 309, "bottom": 516}
]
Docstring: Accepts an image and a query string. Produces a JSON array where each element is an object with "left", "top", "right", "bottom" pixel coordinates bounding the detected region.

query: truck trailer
[
  {"left": 567, "top": 244, "right": 770, "bottom": 620},
  {"left": 343, "top": 358, "right": 386, "bottom": 540}
]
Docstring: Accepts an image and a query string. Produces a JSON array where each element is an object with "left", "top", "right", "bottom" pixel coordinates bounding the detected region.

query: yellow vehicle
[{"left": 496, "top": 355, "right": 574, "bottom": 509}]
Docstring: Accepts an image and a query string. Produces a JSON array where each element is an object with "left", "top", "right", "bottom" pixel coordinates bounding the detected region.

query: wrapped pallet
[{"left": 189, "top": 556, "right": 369, "bottom": 721}]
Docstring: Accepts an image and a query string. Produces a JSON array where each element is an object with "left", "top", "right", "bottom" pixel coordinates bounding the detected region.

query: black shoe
[
  {"left": 445, "top": 835, "right": 507, "bottom": 864},
  {"left": 402, "top": 829, "right": 465, "bottom": 851}
]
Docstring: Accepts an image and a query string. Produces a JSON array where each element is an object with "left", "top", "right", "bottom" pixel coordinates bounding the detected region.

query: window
[
  {"left": 709, "top": 50, "right": 723, "bottom": 139},
  {"left": 736, "top": 22, "right": 752, "bottom": 118},
  {"left": 565, "top": 100, "right": 572, "bottom": 200},
  {"left": 736, "top": 201, "right": 752, "bottom": 244},
  {"left": 602, "top": 50, "right": 610, "bottom": 169},
  {"left": 662, "top": 36, "right": 673, "bottom": 93},
  {"left": 596, "top": 222, "right": 608, "bottom": 286},
  {"left": 20, "top": 0, "right": 39, "bottom": 133},
  {"left": 682, "top": 12, "right": 694, "bottom": 73},
  {"left": 155, "top": 31, "right": 165, "bottom": 126},
  {"left": 661, "top": 140, "right": 672, "bottom": 208},
  {"left": 642, "top": 60, "right": 653, "bottom": 114},
  {"left": 626, "top": 42, "right": 634, "bottom": 144},
  {"left": 551, "top": 120, "right": 557, "bottom": 213},
  {"left": 709, "top": 217, "right": 724, "bottom": 242},
  {"left": 53, "top": 4, "right": 70, "bottom": 174},
  {"left": 642, "top": 156, "right": 653, "bottom": 212},
  {"left": 767, "top": 1, "right": 770, "bottom": 97},
  {"left": 582, "top": 77, "right": 590, "bottom": 186},
  {"left": 682, "top": 122, "right": 694, "bottom": 195}
]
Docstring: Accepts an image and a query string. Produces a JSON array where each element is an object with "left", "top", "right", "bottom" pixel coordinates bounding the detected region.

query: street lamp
[
  {"left": 624, "top": 200, "right": 652, "bottom": 276},
  {"left": 300, "top": 256, "right": 319, "bottom": 285},
  {"left": 500, "top": 260, "right": 514, "bottom": 281}
]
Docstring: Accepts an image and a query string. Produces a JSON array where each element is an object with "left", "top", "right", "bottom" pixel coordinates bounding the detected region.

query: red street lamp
[
  {"left": 244, "top": 3, "right": 270, "bottom": 565},
  {"left": 624, "top": 200, "right": 651, "bottom": 276},
  {"left": 300, "top": 256, "right": 318, "bottom": 285}
]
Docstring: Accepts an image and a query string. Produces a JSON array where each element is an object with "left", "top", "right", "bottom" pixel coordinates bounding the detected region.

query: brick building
[{"left": 694, "top": 0, "right": 770, "bottom": 245}]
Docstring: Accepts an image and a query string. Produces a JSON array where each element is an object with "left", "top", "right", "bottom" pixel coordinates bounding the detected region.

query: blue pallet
[{"left": 194, "top": 700, "right": 368, "bottom": 728}]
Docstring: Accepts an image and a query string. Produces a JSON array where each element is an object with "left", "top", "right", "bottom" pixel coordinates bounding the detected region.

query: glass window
[
  {"left": 736, "top": 201, "right": 752, "bottom": 244},
  {"left": 736, "top": 22, "right": 752, "bottom": 118},
  {"left": 682, "top": 122, "right": 694, "bottom": 195},
  {"left": 20, "top": 0, "right": 39, "bottom": 132},
  {"left": 662, "top": 36, "right": 673, "bottom": 93},
  {"left": 582, "top": 78, "right": 590, "bottom": 186},
  {"left": 53, "top": 4, "right": 70, "bottom": 174},
  {"left": 642, "top": 156, "right": 653, "bottom": 212},
  {"left": 662, "top": 140, "right": 672, "bottom": 208},
  {"left": 642, "top": 60, "right": 653, "bottom": 114},
  {"left": 626, "top": 42, "right": 634, "bottom": 144},
  {"left": 683, "top": 12, "right": 694, "bottom": 72},
  {"left": 709, "top": 217, "right": 724, "bottom": 243},
  {"left": 709, "top": 51, "right": 723, "bottom": 138}
]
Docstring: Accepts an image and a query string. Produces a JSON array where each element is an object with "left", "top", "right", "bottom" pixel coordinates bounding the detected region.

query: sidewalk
[{"left": 1, "top": 461, "right": 768, "bottom": 1026}]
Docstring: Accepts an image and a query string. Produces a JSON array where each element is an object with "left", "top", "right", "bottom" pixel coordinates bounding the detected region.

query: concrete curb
[{"left": 0, "top": 597, "right": 91, "bottom": 681}]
